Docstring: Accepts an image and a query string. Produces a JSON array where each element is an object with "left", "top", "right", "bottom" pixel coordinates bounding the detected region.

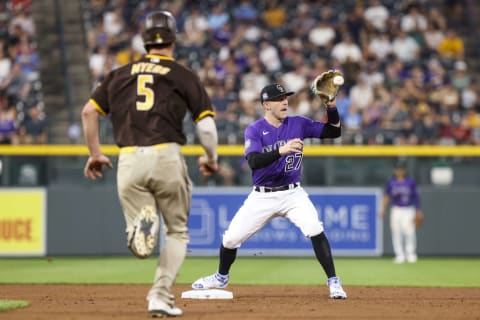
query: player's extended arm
[
  {"left": 196, "top": 116, "right": 219, "bottom": 175},
  {"left": 320, "top": 106, "right": 341, "bottom": 139},
  {"left": 196, "top": 116, "right": 218, "bottom": 161},
  {"left": 82, "top": 101, "right": 102, "bottom": 157},
  {"left": 81, "top": 101, "right": 113, "bottom": 179}
]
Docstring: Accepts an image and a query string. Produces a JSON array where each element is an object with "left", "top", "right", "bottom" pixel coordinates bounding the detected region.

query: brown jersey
[{"left": 89, "top": 54, "right": 215, "bottom": 147}]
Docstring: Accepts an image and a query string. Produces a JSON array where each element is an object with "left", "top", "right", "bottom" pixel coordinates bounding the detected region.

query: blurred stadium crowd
[
  {"left": 81, "top": 0, "right": 478, "bottom": 146},
  {"left": 0, "top": 0, "right": 46, "bottom": 145},
  {"left": 1, "top": 0, "right": 479, "bottom": 148}
]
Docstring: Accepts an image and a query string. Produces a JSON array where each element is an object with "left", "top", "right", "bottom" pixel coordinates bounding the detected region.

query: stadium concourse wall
[{"left": 0, "top": 145, "right": 479, "bottom": 257}]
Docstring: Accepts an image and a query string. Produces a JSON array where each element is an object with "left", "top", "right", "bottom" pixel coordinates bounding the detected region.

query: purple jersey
[
  {"left": 244, "top": 116, "right": 325, "bottom": 187},
  {"left": 385, "top": 178, "right": 420, "bottom": 208}
]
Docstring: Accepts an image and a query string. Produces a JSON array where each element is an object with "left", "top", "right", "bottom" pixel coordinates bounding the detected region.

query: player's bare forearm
[
  {"left": 81, "top": 102, "right": 102, "bottom": 157},
  {"left": 196, "top": 116, "right": 218, "bottom": 162},
  {"left": 81, "top": 102, "right": 112, "bottom": 180}
]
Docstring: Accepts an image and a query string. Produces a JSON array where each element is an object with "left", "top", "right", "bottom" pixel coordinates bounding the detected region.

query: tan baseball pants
[{"left": 117, "top": 143, "right": 191, "bottom": 305}]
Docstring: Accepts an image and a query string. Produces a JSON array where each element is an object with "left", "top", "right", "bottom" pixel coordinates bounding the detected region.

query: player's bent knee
[
  {"left": 167, "top": 231, "right": 189, "bottom": 243},
  {"left": 303, "top": 222, "right": 324, "bottom": 238},
  {"left": 221, "top": 229, "right": 244, "bottom": 249},
  {"left": 222, "top": 237, "right": 241, "bottom": 250}
]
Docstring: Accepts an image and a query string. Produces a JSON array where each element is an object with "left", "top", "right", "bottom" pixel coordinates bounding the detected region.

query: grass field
[
  {"left": 0, "top": 300, "right": 29, "bottom": 312},
  {"left": 0, "top": 256, "right": 479, "bottom": 287}
]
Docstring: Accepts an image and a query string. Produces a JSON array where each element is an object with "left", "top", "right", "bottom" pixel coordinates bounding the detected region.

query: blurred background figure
[
  {"left": 380, "top": 160, "right": 423, "bottom": 264},
  {"left": 18, "top": 102, "right": 46, "bottom": 144}
]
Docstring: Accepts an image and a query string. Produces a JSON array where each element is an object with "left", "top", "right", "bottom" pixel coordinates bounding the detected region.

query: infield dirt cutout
[{"left": 1, "top": 284, "right": 479, "bottom": 319}]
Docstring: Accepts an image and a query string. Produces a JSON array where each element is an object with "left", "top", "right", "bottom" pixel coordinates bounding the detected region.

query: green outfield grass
[
  {"left": 0, "top": 257, "right": 479, "bottom": 287},
  {"left": 0, "top": 300, "right": 29, "bottom": 312}
]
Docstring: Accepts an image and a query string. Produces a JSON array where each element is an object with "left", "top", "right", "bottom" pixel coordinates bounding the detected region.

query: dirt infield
[{"left": 1, "top": 284, "right": 479, "bottom": 320}]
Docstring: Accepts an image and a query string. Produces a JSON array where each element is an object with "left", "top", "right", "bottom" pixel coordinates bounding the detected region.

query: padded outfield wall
[
  {"left": 0, "top": 145, "right": 479, "bottom": 257},
  {"left": 0, "top": 184, "right": 477, "bottom": 257}
]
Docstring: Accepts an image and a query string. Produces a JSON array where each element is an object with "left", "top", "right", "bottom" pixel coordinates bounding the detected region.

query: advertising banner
[
  {"left": 188, "top": 187, "right": 382, "bottom": 256},
  {"left": 0, "top": 188, "right": 46, "bottom": 256}
]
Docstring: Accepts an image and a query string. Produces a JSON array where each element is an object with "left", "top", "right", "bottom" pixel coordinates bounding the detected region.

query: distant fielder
[
  {"left": 192, "top": 78, "right": 347, "bottom": 299},
  {"left": 380, "top": 160, "right": 424, "bottom": 264}
]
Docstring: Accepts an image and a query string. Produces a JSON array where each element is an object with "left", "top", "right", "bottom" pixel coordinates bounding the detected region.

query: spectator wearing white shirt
[
  {"left": 331, "top": 33, "right": 363, "bottom": 64},
  {"left": 243, "top": 23, "right": 262, "bottom": 43},
  {"left": 461, "top": 81, "right": 477, "bottom": 110},
  {"left": 245, "top": 63, "right": 269, "bottom": 93},
  {"left": 423, "top": 22, "right": 444, "bottom": 53},
  {"left": 364, "top": 0, "right": 390, "bottom": 32},
  {"left": 183, "top": 8, "right": 209, "bottom": 47},
  {"left": 240, "top": 63, "right": 269, "bottom": 102},
  {"left": 131, "top": 29, "right": 146, "bottom": 55},
  {"left": 89, "top": 46, "right": 108, "bottom": 80},
  {"left": 281, "top": 52, "right": 308, "bottom": 93},
  {"left": 238, "top": 77, "right": 257, "bottom": 103},
  {"left": 308, "top": 20, "right": 336, "bottom": 50},
  {"left": 0, "top": 45, "right": 11, "bottom": 87},
  {"left": 259, "top": 40, "right": 282, "bottom": 74},
  {"left": 8, "top": 5, "right": 35, "bottom": 36},
  {"left": 363, "top": 61, "right": 385, "bottom": 87},
  {"left": 392, "top": 31, "right": 420, "bottom": 63},
  {"left": 281, "top": 66, "right": 307, "bottom": 93},
  {"left": 368, "top": 31, "right": 393, "bottom": 60},
  {"left": 401, "top": 4, "right": 427, "bottom": 33},
  {"left": 103, "top": 6, "right": 124, "bottom": 37}
]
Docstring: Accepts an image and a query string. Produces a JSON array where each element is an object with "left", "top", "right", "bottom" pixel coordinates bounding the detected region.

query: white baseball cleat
[
  {"left": 394, "top": 256, "right": 406, "bottom": 264},
  {"left": 406, "top": 255, "right": 417, "bottom": 263},
  {"left": 148, "top": 297, "right": 182, "bottom": 317},
  {"left": 192, "top": 272, "right": 229, "bottom": 289},
  {"left": 328, "top": 276, "right": 347, "bottom": 299},
  {"left": 128, "top": 205, "right": 160, "bottom": 259}
]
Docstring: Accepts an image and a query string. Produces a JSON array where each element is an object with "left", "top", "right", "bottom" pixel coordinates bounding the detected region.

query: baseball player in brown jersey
[{"left": 81, "top": 11, "right": 218, "bottom": 317}]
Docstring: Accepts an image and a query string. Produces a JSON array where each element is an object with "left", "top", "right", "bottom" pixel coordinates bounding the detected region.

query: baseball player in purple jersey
[
  {"left": 192, "top": 83, "right": 347, "bottom": 299},
  {"left": 380, "top": 161, "right": 423, "bottom": 264}
]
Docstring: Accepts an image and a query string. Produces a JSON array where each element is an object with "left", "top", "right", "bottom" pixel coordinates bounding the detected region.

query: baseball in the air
[{"left": 333, "top": 75, "right": 344, "bottom": 86}]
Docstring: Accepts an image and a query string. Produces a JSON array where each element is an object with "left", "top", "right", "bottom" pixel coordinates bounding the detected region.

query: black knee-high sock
[
  {"left": 311, "top": 232, "right": 336, "bottom": 278},
  {"left": 218, "top": 244, "right": 237, "bottom": 275}
]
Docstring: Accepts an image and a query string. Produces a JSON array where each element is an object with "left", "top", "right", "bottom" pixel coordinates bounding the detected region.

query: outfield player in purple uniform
[
  {"left": 192, "top": 83, "right": 347, "bottom": 299},
  {"left": 380, "top": 161, "right": 423, "bottom": 264}
]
